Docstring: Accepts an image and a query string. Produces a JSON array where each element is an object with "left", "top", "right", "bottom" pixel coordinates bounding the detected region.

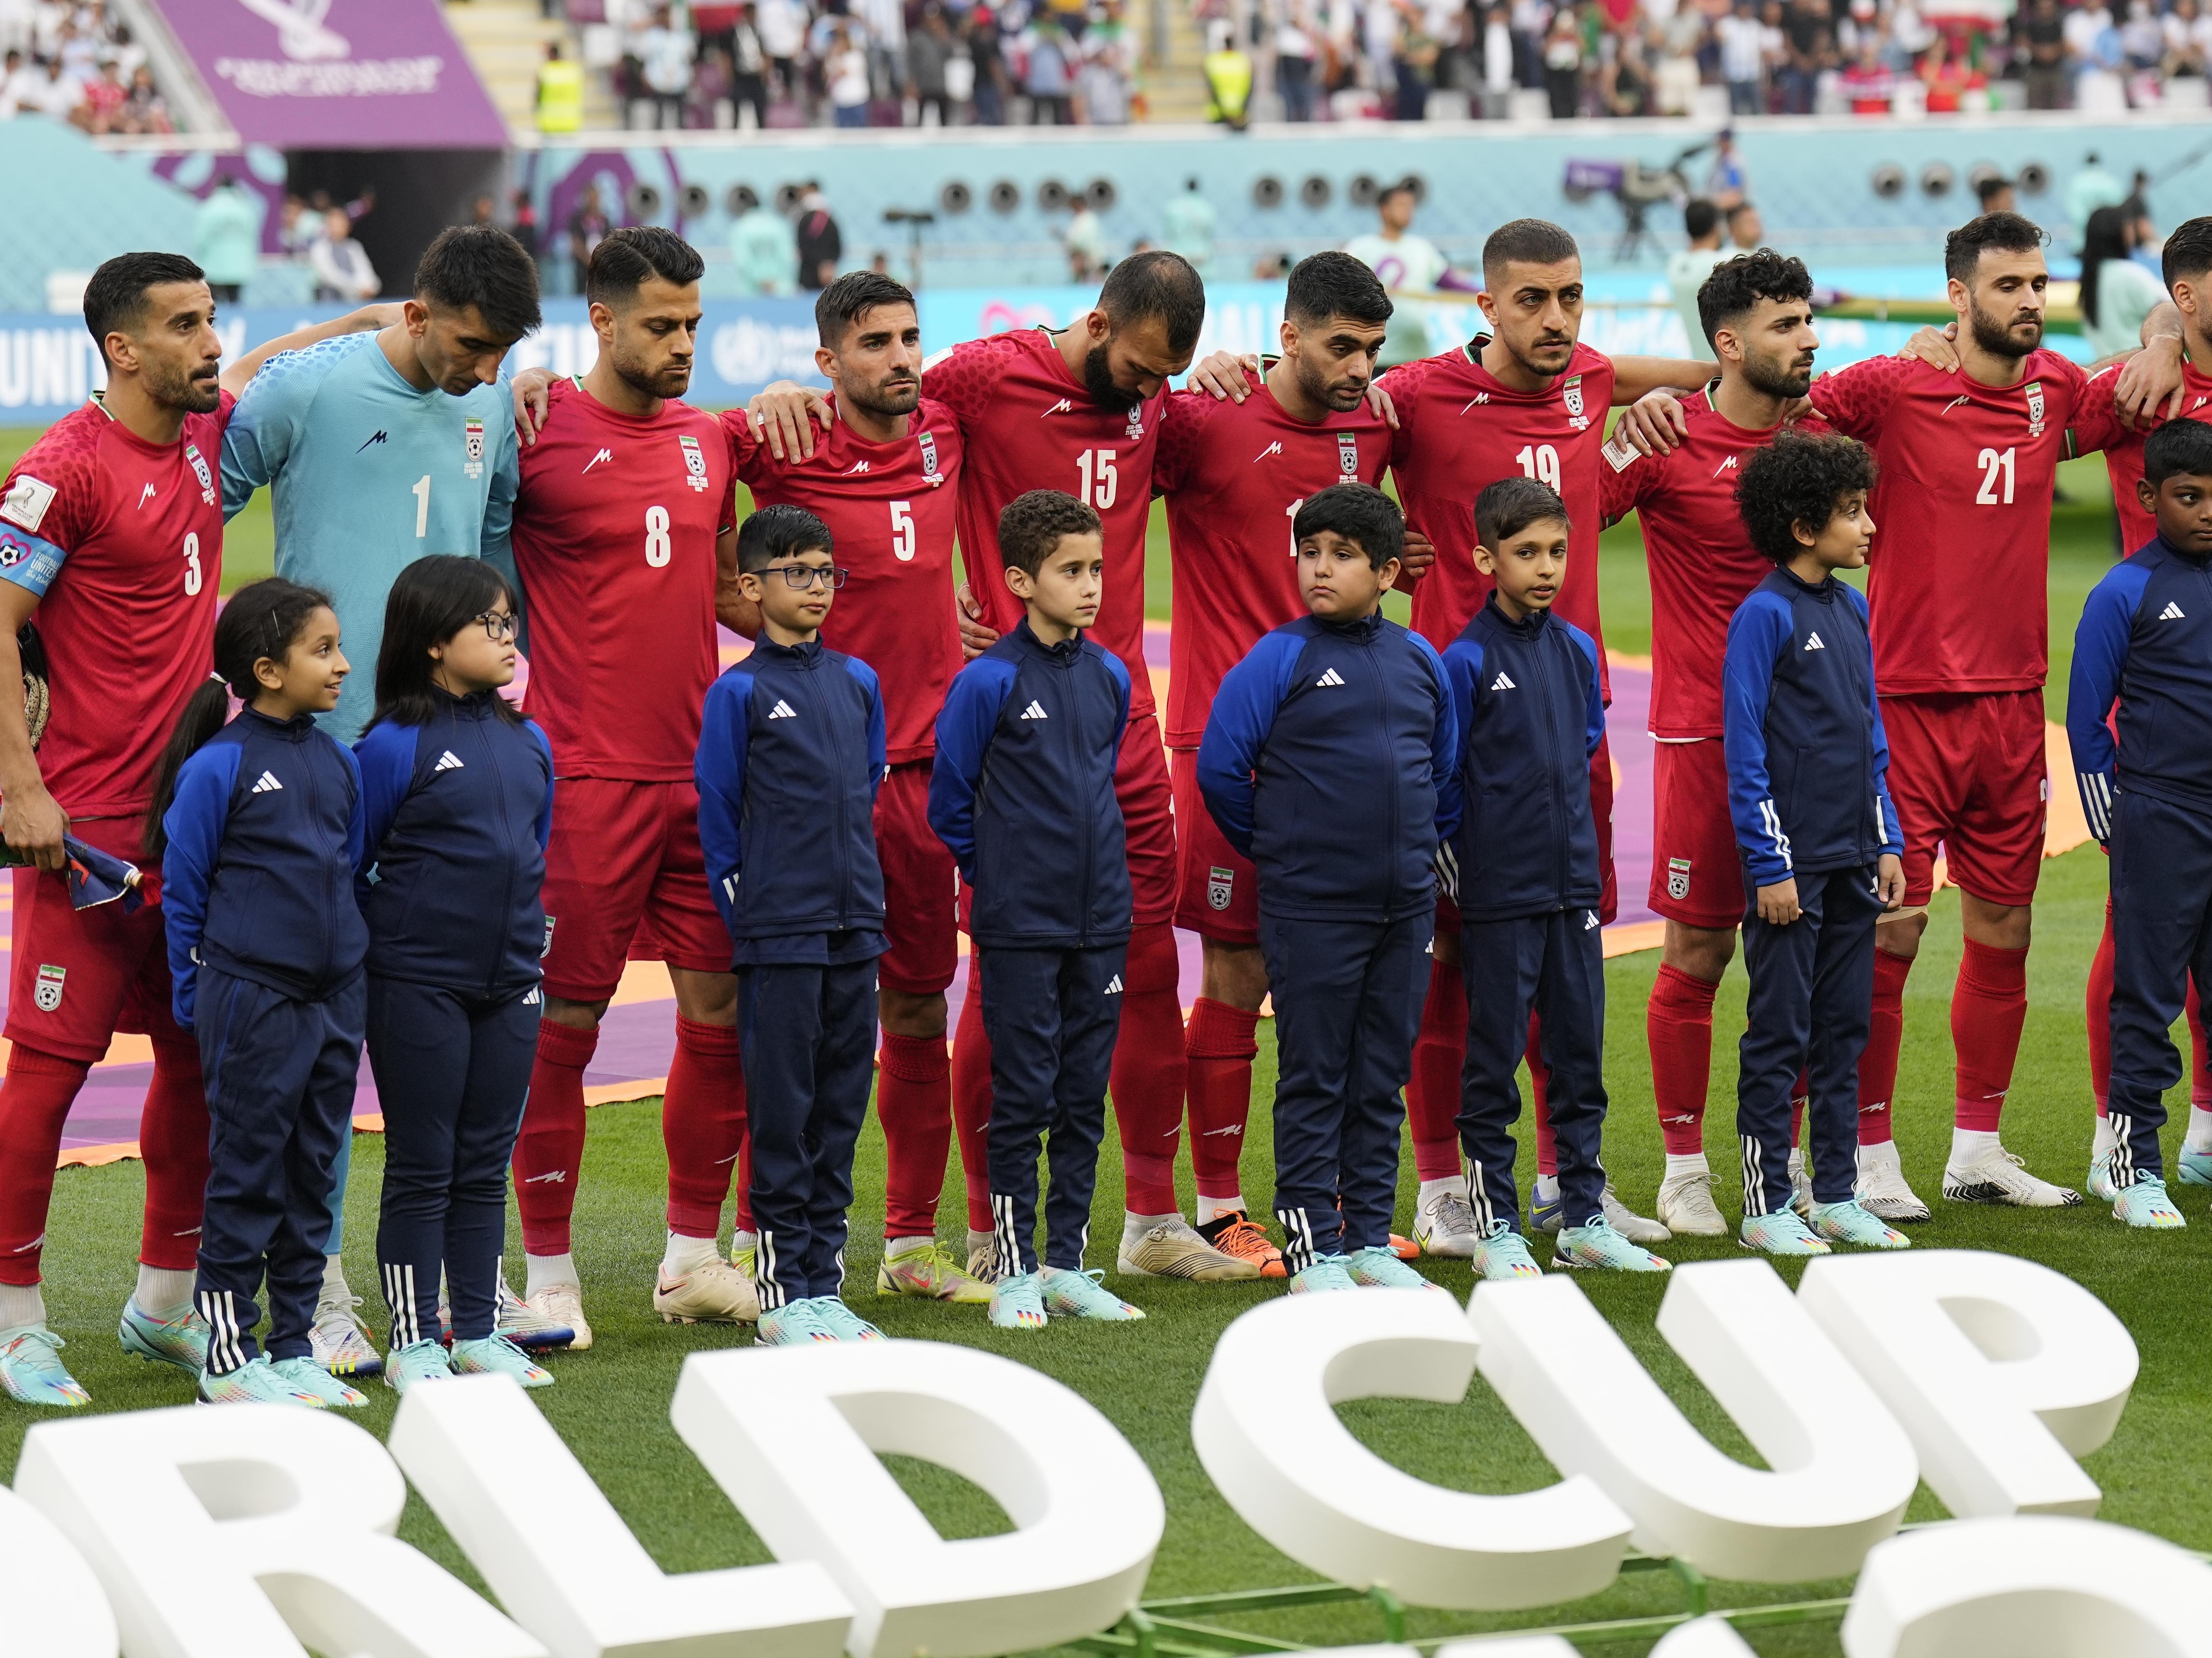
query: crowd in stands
[{"left": 0, "top": 0, "right": 167, "bottom": 132}]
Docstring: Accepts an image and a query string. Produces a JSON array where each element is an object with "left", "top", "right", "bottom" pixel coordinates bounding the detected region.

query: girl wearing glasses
[{"left": 351, "top": 556, "right": 560, "bottom": 1393}]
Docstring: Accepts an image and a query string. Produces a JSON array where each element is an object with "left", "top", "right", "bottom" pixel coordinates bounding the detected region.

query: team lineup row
[{"left": 0, "top": 197, "right": 2204, "bottom": 1405}]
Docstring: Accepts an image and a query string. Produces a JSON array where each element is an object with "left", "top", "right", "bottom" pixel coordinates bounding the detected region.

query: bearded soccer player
[
  {"left": 1806, "top": 212, "right": 2128, "bottom": 1208},
  {"left": 1376, "top": 218, "right": 1706, "bottom": 1252},
  {"left": 720, "top": 272, "right": 987, "bottom": 1305},
  {"left": 0, "top": 254, "right": 379, "bottom": 1407}
]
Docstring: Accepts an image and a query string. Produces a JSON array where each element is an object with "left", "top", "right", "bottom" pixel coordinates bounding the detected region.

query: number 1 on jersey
[
  {"left": 1077, "top": 448, "right": 1118, "bottom": 510},
  {"left": 1517, "top": 443, "right": 1562, "bottom": 493},
  {"left": 412, "top": 474, "right": 431, "bottom": 538}
]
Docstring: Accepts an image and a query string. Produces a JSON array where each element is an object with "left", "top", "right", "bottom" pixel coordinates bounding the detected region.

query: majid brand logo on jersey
[
  {"left": 2026, "top": 378, "right": 2046, "bottom": 439},
  {"left": 919, "top": 429, "right": 942, "bottom": 486},
  {"left": 183, "top": 443, "right": 215, "bottom": 507},
  {"left": 1337, "top": 432, "right": 1359, "bottom": 480},
  {"left": 1562, "top": 374, "right": 1590, "bottom": 430},
  {"left": 463, "top": 418, "right": 486, "bottom": 481},
  {"left": 679, "top": 433, "right": 709, "bottom": 493}
]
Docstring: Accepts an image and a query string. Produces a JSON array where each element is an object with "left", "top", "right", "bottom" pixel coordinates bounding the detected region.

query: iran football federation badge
[
  {"left": 1562, "top": 374, "right": 1589, "bottom": 429},
  {"left": 33, "top": 964, "right": 64, "bottom": 1012},
  {"left": 463, "top": 418, "right": 486, "bottom": 481},
  {"left": 1667, "top": 858, "right": 1692, "bottom": 902},
  {"left": 1338, "top": 432, "right": 1359, "bottom": 480},
  {"left": 184, "top": 442, "right": 216, "bottom": 507},
  {"left": 2025, "top": 379, "right": 2046, "bottom": 438},
  {"left": 1208, "top": 866, "right": 1235, "bottom": 910},
  {"left": 920, "top": 429, "right": 942, "bottom": 486},
  {"left": 680, "top": 434, "right": 709, "bottom": 492}
]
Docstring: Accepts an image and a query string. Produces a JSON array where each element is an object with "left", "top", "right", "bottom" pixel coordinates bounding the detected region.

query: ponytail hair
[
  {"left": 143, "top": 577, "right": 333, "bottom": 861},
  {"left": 370, "top": 554, "right": 523, "bottom": 732}
]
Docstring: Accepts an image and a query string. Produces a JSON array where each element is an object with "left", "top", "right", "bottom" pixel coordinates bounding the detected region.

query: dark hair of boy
[
  {"left": 143, "top": 575, "right": 334, "bottom": 859},
  {"left": 997, "top": 488, "right": 1102, "bottom": 578},
  {"left": 1683, "top": 199, "right": 1720, "bottom": 241},
  {"left": 586, "top": 225, "right": 706, "bottom": 309},
  {"left": 1697, "top": 249, "right": 1815, "bottom": 350},
  {"left": 736, "top": 503, "right": 835, "bottom": 574},
  {"left": 82, "top": 251, "right": 206, "bottom": 366},
  {"left": 1974, "top": 175, "right": 2013, "bottom": 210},
  {"left": 1482, "top": 218, "right": 1579, "bottom": 285},
  {"left": 1097, "top": 250, "right": 1207, "bottom": 357},
  {"left": 1284, "top": 250, "right": 1392, "bottom": 329},
  {"left": 1734, "top": 427, "right": 1879, "bottom": 565},
  {"left": 2144, "top": 416, "right": 2212, "bottom": 485},
  {"left": 1474, "top": 475, "right": 1569, "bottom": 551},
  {"left": 816, "top": 269, "right": 916, "bottom": 347},
  {"left": 415, "top": 223, "right": 544, "bottom": 343},
  {"left": 2163, "top": 215, "right": 2212, "bottom": 290},
  {"left": 1292, "top": 482, "right": 1403, "bottom": 568},
  {"left": 372, "top": 554, "right": 524, "bottom": 730},
  {"left": 1377, "top": 178, "right": 1417, "bottom": 210},
  {"left": 1942, "top": 211, "right": 2047, "bottom": 284}
]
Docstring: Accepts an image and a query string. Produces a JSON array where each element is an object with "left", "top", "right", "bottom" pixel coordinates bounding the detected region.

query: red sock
[
  {"left": 664, "top": 1017, "right": 746, "bottom": 1238},
  {"left": 1647, "top": 965, "right": 1718, "bottom": 1157},
  {"left": 878, "top": 1030, "right": 953, "bottom": 1238},
  {"left": 2089, "top": 896, "right": 2114, "bottom": 1116},
  {"left": 138, "top": 1028, "right": 209, "bottom": 1270},
  {"left": 1113, "top": 922, "right": 1187, "bottom": 1216},
  {"left": 1527, "top": 1014, "right": 1557, "bottom": 1179},
  {"left": 1185, "top": 997, "right": 1260, "bottom": 1201},
  {"left": 0, "top": 1045, "right": 90, "bottom": 1286},
  {"left": 1953, "top": 939, "right": 2030, "bottom": 1133},
  {"left": 514, "top": 1019, "right": 596, "bottom": 1256},
  {"left": 1406, "top": 957, "right": 1467, "bottom": 1182},
  {"left": 947, "top": 962, "right": 992, "bottom": 1237},
  {"left": 1857, "top": 948, "right": 1912, "bottom": 1146}
]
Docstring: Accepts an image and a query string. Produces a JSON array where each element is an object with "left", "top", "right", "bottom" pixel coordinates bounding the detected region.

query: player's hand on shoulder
[
  {"left": 2114, "top": 332, "right": 2187, "bottom": 430},
  {"left": 1614, "top": 388, "right": 1688, "bottom": 457},
  {"left": 746, "top": 382, "right": 836, "bottom": 461},
  {"left": 511, "top": 367, "right": 555, "bottom": 447},
  {"left": 1, "top": 777, "right": 68, "bottom": 873},
  {"left": 1875, "top": 854, "right": 1905, "bottom": 911},
  {"left": 1187, "top": 351, "right": 1258, "bottom": 403},
  {"left": 1899, "top": 321, "right": 1961, "bottom": 374},
  {"left": 956, "top": 583, "right": 1000, "bottom": 659},
  {"left": 1756, "top": 877, "right": 1800, "bottom": 926}
]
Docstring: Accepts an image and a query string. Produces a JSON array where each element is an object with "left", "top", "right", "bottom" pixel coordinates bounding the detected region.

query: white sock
[
  {"left": 0, "top": 1281, "right": 45, "bottom": 1330},
  {"left": 965, "top": 1228, "right": 992, "bottom": 1260},
  {"left": 729, "top": 1228, "right": 758, "bottom": 1263},
  {"left": 884, "top": 1234, "right": 935, "bottom": 1259},
  {"left": 525, "top": 1251, "right": 580, "bottom": 1297},
  {"left": 662, "top": 1232, "right": 718, "bottom": 1277},
  {"left": 1195, "top": 1193, "right": 1247, "bottom": 1225},
  {"left": 1856, "top": 1138, "right": 1900, "bottom": 1172},
  {"left": 1122, "top": 1211, "right": 1180, "bottom": 1247},
  {"left": 1533, "top": 1173, "right": 1560, "bottom": 1203},
  {"left": 1950, "top": 1126, "right": 2001, "bottom": 1166},
  {"left": 1663, "top": 1152, "right": 1710, "bottom": 1180},
  {"left": 320, "top": 1253, "right": 350, "bottom": 1298},
  {"left": 2186, "top": 1106, "right": 2212, "bottom": 1154},
  {"left": 2094, "top": 1113, "right": 2118, "bottom": 1159},
  {"left": 1416, "top": 1177, "right": 1460, "bottom": 1209},
  {"left": 134, "top": 1264, "right": 196, "bottom": 1318}
]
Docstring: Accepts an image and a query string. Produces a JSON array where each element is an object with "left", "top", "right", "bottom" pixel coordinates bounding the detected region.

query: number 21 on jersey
[{"left": 1976, "top": 447, "right": 2016, "bottom": 506}]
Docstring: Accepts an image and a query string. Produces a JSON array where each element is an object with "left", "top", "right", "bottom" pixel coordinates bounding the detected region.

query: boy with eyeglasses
[{"left": 696, "top": 504, "right": 891, "bottom": 1343}]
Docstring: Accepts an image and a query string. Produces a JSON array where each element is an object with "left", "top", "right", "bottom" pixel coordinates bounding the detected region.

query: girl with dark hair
[
  {"left": 352, "top": 555, "right": 557, "bottom": 1393},
  {"left": 152, "top": 577, "right": 372, "bottom": 1408},
  {"left": 2081, "top": 203, "right": 2170, "bottom": 360}
]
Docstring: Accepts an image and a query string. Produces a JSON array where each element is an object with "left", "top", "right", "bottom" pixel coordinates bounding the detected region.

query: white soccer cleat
[
  {"left": 653, "top": 1258, "right": 760, "bottom": 1324},
  {"left": 1656, "top": 1168, "right": 1728, "bottom": 1238},
  {"left": 527, "top": 1282, "right": 592, "bottom": 1350},
  {"left": 1601, "top": 1179, "right": 1671, "bottom": 1245},
  {"left": 310, "top": 1289, "right": 384, "bottom": 1378},
  {"left": 1942, "top": 1144, "right": 2085, "bottom": 1208},
  {"left": 1412, "top": 1187, "right": 1482, "bottom": 1258},
  {"left": 1854, "top": 1140, "right": 1931, "bottom": 1222},
  {"left": 1116, "top": 1217, "right": 1259, "bottom": 1281}
]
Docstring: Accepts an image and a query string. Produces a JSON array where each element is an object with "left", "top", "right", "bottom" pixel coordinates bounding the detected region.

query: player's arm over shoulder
[
  {"left": 1804, "top": 354, "right": 1911, "bottom": 437},
  {"left": 919, "top": 335, "right": 1010, "bottom": 424}
]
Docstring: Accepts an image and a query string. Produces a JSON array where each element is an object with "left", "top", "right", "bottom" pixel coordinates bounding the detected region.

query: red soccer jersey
[
  {"left": 0, "top": 393, "right": 231, "bottom": 819},
  {"left": 1808, "top": 350, "right": 2126, "bottom": 696},
  {"left": 1382, "top": 338, "right": 1617, "bottom": 699},
  {"left": 2095, "top": 357, "right": 2212, "bottom": 555},
  {"left": 510, "top": 377, "right": 735, "bottom": 782},
  {"left": 922, "top": 328, "right": 1168, "bottom": 716},
  {"left": 1152, "top": 373, "right": 1391, "bottom": 748},
  {"left": 1599, "top": 390, "right": 1827, "bottom": 739},
  {"left": 725, "top": 397, "right": 964, "bottom": 764}
]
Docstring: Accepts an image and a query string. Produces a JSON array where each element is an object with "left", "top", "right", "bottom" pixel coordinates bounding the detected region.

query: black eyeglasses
[
  {"left": 474, "top": 611, "right": 520, "bottom": 641},
  {"left": 764, "top": 565, "right": 850, "bottom": 589}
]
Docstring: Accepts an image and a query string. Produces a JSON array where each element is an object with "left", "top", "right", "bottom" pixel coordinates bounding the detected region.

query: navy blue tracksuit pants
[
  {"left": 1738, "top": 862, "right": 1882, "bottom": 1216},
  {"left": 367, "top": 975, "right": 541, "bottom": 1345},
  {"left": 1461, "top": 907, "right": 1608, "bottom": 1233},
  {"left": 2107, "top": 790, "right": 2212, "bottom": 1183},
  {"left": 194, "top": 965, "right": 366, "bottom": 1373},
  {"left": 741, "top": 958, "right": 879, "bottom": 1308},
  {"left": 1261, "top": 913, "right": 1429, "bottom": 1271},
  {"left": 979, "top": 943, "right": 1126, "bottom": 1276}
]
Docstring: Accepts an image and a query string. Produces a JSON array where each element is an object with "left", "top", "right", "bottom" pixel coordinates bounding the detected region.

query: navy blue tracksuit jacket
[
  {"left": 355, "top": 690, "right": 552, "bottom": 1346},
  {"left": 1442, "top": 597, "right": 1610, "bottom": 1234},
  {"left": 1199, "top": 609, "right": 1460, "bottom": 1270},
  {"left": 1723, "top": 569, "right": 1903, "bottom": 1216},
  {"left": 162, "top": 708, "right": 367, "bottom": 1372},
  {"left": 698, "top": 636, "right": 886, "bottom": 1308},
  {"left": 932, "top": 620, "right": 1132, "bottom": 1276},
  {"left": 2070, "top": 532, "right": 2212, "bottom": 1185}
]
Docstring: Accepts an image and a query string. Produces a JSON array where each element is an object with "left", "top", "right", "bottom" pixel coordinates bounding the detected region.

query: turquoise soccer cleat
[
  {"left": 453, "top": 1334, "right": 556, "bottom": 1387},
  {"left": 197, "top": 1353, "right": 327, "bottom": 1407},
  {"left": 271, "top": 1355, "right": 370, "bottom": 1407},
  {"left": 1807, "top": 1199, "right": 1912, "bottom": 1250},
  {"left": 1344, "top": 1245, "right": 1446, "bottom": 1289},
  {"left": 756, "top": 1300, "right": 837, "bottom": 1346},
  {"left": 1287, "top": 1254, "right": 1360, "bottom": 1294},
  {"left": 987, "top": 1272, "right": 1049, "bottom": 1332},
  {"left": 1469, "top": 1221, "right": 1545, "bottom": 1282},
  {"left": 384, "top": 1339, "right": 455, "bottom": 1395},
  {"left": 1738, "top": 1211, "right": 1832, "bottom": 1257},
  {"left": 0, "top": 1326, "right": 90, "bottom": 1408},
  {"left": 2177, "top": 1146, "right": 2212, "bottom": 1187},
  {"left": 118, "top": 1299, "right": 209, "bottom": 1373},
  {"left": 1554, "top": 1219, "right": 1672, "bottom": 1271},
  {"left": 2087, "top": 1150, "right": 2120, "bottom": 1204},
  {"left": 2113, "top": 1175, "right": 2188, "bottom": 1229},
  {"left": 809, "top": 1298, "right": 889, "bottom": 1341},
  {"left": 1039, "top": 1267, "right": 1146, "bottom": 1321}
]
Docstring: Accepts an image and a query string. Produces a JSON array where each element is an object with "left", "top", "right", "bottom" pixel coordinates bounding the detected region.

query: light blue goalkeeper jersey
[{"left": 220, "top": 330, "right": 520, "bottom": 740}]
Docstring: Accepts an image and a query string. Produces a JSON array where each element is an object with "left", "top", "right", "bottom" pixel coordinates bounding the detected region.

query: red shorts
[
  {"left": 1883, "top": 691, "right": 2048, "bottom": 909},
  {"left": 1119, "top": 712, "right": 1177, "bottom": 928},
  {"left": 540, "top": 777, "right": 733, "bottom": 1002},
  {"left": 1170, "top": 746, "right": 1257, "bottom": 945},
  {"left": 1438, "top": 734, "right": 1618, "bottom": 934},
  {"left": 876, "top": 759, "right": 957, "bottom": 995},
  {"left": 5, "top": 816, "right": 180, "bottom": 1063},
  {"left": 1649, "top": 739, "right": 1744, "bottom": 930}
]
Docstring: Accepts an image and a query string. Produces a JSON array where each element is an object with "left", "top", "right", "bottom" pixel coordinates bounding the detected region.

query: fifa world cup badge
[
  {"left": 919, "top": 429, "right": 942, "bottom": 486},
  {"left": 1338, "top": 432, "right": 1359, "bottom": 480},
  {"left": 33, "top": 963, "right": 64, "bottom": 1012},
  {"left": 2025, "top": 379, "right": 2046, "bottom": 439},
  {"left": 680, "top": 434, "right": 709, "bottom": 492},
  {"left": 463, "top": 418, "right": 486, "bottom": 481},
  {"left": 184, "top": 442, "right": 216, "bottom": 507},
  {"left": 1125, "top": 407, "right": 1146, "bottom": 442},
  {"left": 1208, "top": 866, "right": 1235, "bottom": 910},
  {"left": 1667, "top": 857, "right": 1692, "bottom": 902},
  {"left": 1562, "top": 374, "right": 1589, "bottom": 429}
]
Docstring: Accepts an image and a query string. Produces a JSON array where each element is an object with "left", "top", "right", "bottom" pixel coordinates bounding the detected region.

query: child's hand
[
  {"left": 1876, "top": 853, "right": 1905, "bottom": 911},
  {"left": 1757, "top": 877, "right": 1800, "bottom": 925}
]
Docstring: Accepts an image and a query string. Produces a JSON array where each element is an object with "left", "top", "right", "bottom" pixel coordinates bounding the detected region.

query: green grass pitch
[{"left": 2, "top": 432, "right": 2206, "bottom": 1656}]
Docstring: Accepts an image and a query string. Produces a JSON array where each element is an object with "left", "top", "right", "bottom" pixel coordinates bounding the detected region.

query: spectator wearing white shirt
[
  {"left": 0, "top": 47, "right": 33, "bottom": 115},
  {"left": 1275, "top": 0, "right": 1320, "bottom": 121},
  {"left": 756, "top": 0, "right": 806, "bottom": 101},
  {"left": 308, "top": 207, "right": 379, "bottom": 303},
  {"left": 635, "top": 5, "right": 693, "bottom": 128},
  {"left": 2065, "top": 1, "right": 2113, "bottom": 63},
  {"left": 826, "top": 24, "right": 870, "bottom": 126},
  {"left": 854, "top": 0, "right": 904, "bottom": 107},
  {"left": 1078, "top": 0, "right": 1134, "bottom": 124},
  {"left": 18, "top": 54, "right": 79, "bottom": 118},
  {"left": 1718, "top": 0, "right": 1765, "bottom": 112}
]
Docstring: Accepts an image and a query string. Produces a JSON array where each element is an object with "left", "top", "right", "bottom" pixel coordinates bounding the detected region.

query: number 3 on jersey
[
  {"left": 182, "top": 531, "right": 202, "bottom": 596},
  {"left": 644, "top": 505, "right": 672, "bottom": 567},
  {"left": 1517, "top": 443, "right": 1561, "bottom": 492},
  {"left": 1076, "top": 448, "right": 1118, "bottom": 510}
]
